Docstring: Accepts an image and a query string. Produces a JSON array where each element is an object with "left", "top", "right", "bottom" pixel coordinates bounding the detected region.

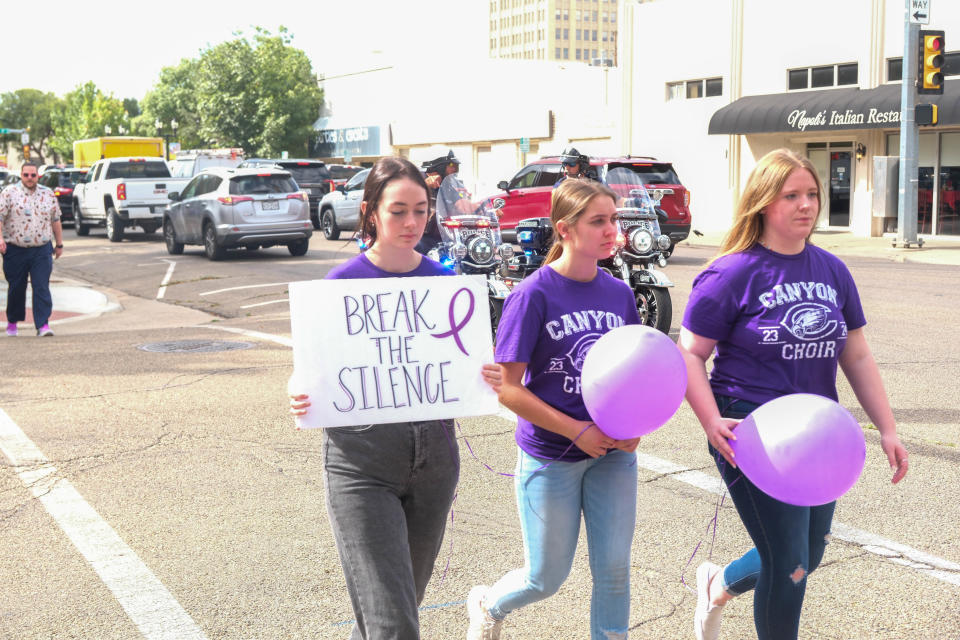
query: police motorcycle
[
  {"left": 601, "top": 166, "right": 674, "bottom": 333},
  {"left": 426, "top": 173, "right": 513, "bottom": 336}
]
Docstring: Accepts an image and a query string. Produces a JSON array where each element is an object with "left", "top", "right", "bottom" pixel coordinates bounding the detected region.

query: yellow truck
[{"left": 72, "top": 137, "right": 164, "bottom": 168}]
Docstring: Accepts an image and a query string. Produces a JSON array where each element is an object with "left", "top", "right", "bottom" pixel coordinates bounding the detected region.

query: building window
[
  {"left": 576, "top": 49, "right": 582, "bottom": 60},
  {"left": 667, "top": 77, "right": 722, "bottom": 100},
  {"left": 705, "top": 77, "right": 723, "bottom": 97},
  {"left": 576, "top": 29, "right": 581, "bottom": 40},
  {"left": 686, "top": 80, "right": 703, "bottom": 98},
  {"left": 563, "top": 47, "right": 569, "bottom": 59},
  {"left": 564, "top": 28, "right": 569, "bottom": 39},
  {"left": 556, "top": 27, "right": 561, "bottom": 39},
  {"left": 556, "top": 47, "right": 561, "bottom": 58},
  {"left": 788, "top": 63, "right": 859, "bottom": 90},
  {"left": 887, "top": 52, "right": 960, "bottom": 82},
  {"left": 593, "top": 29, "right": 598, "bottom": 41}
]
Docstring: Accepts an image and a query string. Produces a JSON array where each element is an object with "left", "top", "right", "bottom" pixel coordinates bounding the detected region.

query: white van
[{"left": 168, "top": 149, "right": 245, "bottom": 178}]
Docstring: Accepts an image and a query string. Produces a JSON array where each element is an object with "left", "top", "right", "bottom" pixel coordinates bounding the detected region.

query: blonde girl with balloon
[
  {"left": 466, "top": 178, "right": 643, "bottom": 640},
  {"left": 288, "top": 156, "right": 501, "bottom": 640},
  {"left": 678, "top": 148, "right": 909, "bottom": 640}
]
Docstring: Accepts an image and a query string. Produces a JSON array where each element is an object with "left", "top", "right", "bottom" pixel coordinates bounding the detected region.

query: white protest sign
[{"left": 289, "top": 274, "right": 498, "bottom": 428}]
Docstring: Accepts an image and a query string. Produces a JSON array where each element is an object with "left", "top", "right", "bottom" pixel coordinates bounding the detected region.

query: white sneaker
[
  {"left": 694, "top": 562, "right": 724, "bottom": 640},
  {"left": 467, "top": 585, "right": 502, "bottom": 640}
]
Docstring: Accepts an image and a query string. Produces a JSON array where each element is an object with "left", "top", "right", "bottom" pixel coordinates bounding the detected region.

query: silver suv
[
  {"left": 162, "top": 167, "right": 312, "bottom": 260},
  {"left": 317, "top": 168, "right": 370, "bottom": 240}
]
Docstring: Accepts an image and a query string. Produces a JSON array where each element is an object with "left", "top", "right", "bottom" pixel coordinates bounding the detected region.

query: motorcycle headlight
[
  {"left": 453, "top": 243, "right": 468, "bottom": 260},
  {"left": 467, "top": 236, "right": 494, "bottom": 263},
  {"left": 629, "top": 228, "right": 654, "bottom": 253},
  {"left": 657, "top": 235, "right": 672, "bottom": 251},
  {"left": 498, "top": 244, "right": 514, "bottom": 260}
]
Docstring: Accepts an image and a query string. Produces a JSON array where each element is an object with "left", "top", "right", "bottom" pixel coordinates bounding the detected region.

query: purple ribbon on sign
[{"left": 431, "top": 286, "right": 475, "bottom": 356}]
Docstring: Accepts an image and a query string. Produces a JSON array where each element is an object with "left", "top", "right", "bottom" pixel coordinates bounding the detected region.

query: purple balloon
[
  {"left": 581, "top": 324, "right": 687, "bottom": 439},
  {"left": 730, "top": 394, "right": 866, "bottom": 506}
]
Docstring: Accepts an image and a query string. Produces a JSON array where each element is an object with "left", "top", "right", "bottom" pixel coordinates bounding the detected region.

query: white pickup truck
[{"left": 73, "top": 157, "right": 189, "bottom": 242}]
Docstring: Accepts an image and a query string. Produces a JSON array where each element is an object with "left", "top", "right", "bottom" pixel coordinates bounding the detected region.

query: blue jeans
[
  {"left": 2, "top": 243, "right": 53, "bottom": 329},
  {"left": 323, "top": 420, "right": 459, "bottom": 640},
  {"left": 711, "top": 394, "right": 836, "bottom": 640},
  {"left": 485, "top": 448, "right": 637, "bottom": 640}
]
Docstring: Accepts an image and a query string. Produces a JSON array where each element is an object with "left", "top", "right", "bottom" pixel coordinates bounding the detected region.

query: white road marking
[
  {"left": 156, "top": 260, "right": 177, "bottom": 300},
  {"left": 199, "top": 282, "right": 288, "bottom": 296},
  {"left": 205, "top": 324, "right": 960, "bottom": 588},
  {"left": 0, "top": 409, "right": 208, "bottom": 639},
  {"left": 239, "top": 299, "right": 289, "bottom": 310}
]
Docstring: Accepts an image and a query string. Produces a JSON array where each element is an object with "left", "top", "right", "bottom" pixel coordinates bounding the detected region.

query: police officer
[
  {"left": 416, "top": 151, "right": 461, "bottom": 254},
  {"left": 553, "top": 147, "right": 592, "bottom": 186}
]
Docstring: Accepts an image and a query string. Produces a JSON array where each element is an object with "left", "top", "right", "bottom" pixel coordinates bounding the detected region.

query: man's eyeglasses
[{"left": 22, "top": 173, "right": 38, "bottom": 178}]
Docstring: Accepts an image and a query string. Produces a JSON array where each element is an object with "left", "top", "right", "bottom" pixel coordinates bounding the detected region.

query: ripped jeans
[{"left": 710, "top": 394, "right": 836, "bottom": 640}]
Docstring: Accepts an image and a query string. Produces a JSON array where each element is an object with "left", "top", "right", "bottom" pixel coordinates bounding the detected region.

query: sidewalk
[{"left": 680, "top": 229, "right": 960, "bottom": 266}]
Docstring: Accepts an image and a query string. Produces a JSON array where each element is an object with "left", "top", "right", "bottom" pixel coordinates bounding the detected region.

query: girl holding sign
[
  {"left": 678, "top": 149, "right": 909, "bottom": 640},
  {"left": 467, "top": 179, "right": 642, "bottom": 640},
  {"left": 290, "top": 156, "right": 500, "bottom": 640}
]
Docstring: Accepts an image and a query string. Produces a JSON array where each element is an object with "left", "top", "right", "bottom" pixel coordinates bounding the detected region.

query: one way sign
[{"left": 910, "top": 0, "right": 930, "bottom": 24}]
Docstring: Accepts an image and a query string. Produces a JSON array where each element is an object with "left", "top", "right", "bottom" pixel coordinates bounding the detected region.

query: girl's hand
[
  {"left": 573, "top": 422, "right": 616, "bottom": 459},
  {"left": 481, "top": 363, "right": 503, "bottom": 393},
  {"left": 881, "top": 433, "right": 909, "bottom": 484},
  {"left": 289, "top": 394, "right": 310, "bottom": 417},
  {"left": 705, "top": 417, "right": 741, "bottom": 468},
  {"left": 612, "top": 437, "right": 641, "bottom": 453}
]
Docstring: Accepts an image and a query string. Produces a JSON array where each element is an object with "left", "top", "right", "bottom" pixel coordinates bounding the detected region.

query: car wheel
[
  {"left": 321, "top": 209, "right": 340, "bottom": 240},
  {"left": 164, "top": 219, "right": 184, "bottom": 255},
  {"left": 106, "top": 207, "right": 124, "bottom": 242},
  {"left": 74, "top": 206, "right": 90, "bottom": 237},
  {"left": 203, "top": 222, "right": 225, "bottom": 261},
  {"left": 287, "top": 239, "right": 309, "bottom": 257}
]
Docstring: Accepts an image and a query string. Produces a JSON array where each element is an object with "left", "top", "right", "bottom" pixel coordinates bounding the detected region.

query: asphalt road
[{"left": 1, "top": 230, "right": 958, "bottom": 639}]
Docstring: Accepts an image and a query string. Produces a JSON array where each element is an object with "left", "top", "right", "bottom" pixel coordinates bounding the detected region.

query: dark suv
[
  {"left": 492, "top": 156, "right": 692, "bottom": 250},
  {"left": 239, "top": 159, "right": 332, "bottom": 229},
  {"left": 38, "top": 167, "right": 88, "bottom": 225}
]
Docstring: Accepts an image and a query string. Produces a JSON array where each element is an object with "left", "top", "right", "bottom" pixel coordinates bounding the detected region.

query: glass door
[
  {"left": 828, "top": 151, "right": 852, "bottom": 226},
  {"left": 808, "top": 148, "right": 830, "bottom": 227}
]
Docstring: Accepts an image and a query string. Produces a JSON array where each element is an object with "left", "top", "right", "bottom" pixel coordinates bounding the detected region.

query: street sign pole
[{"left": 896, "top": 0, "right": 921, "bottom": 247}]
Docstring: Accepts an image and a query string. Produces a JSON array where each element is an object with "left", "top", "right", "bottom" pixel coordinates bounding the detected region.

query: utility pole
[{"left": 896, "top": 0, "right": 922, "bottom": 248}]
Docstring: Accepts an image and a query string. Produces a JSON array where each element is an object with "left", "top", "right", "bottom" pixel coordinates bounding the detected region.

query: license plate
[{"left": 262, "top": 200, "right": 279, "bottom": 211}]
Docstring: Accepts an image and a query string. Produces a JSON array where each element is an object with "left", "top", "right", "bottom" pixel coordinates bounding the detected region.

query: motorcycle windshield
[
  {"left": 603, "top": 166, "right": 658, "bottom": 218},
  {"left": 435, "top": 173, "right": 503, "bottom": 248}
]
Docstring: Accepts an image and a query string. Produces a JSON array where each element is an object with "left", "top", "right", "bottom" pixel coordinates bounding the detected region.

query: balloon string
[
  {"left": 456, "top": 420, "right": 592, "bottom": 478},
  {"left": 680, "top": 451, "right": 740, "bottom": 593}
]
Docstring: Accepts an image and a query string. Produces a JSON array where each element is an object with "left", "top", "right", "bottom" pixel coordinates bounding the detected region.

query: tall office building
[{"left": 488, "top": 0, "right": 624, "bottom": 65}]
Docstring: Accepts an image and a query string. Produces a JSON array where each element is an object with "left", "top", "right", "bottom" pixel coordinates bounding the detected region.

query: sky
[{"left": 1, "top": 0, "right": 487, "bottom": 101}]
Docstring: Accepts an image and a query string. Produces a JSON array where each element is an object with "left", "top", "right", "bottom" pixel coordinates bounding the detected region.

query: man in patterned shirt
[{"left": 0, "top": 162, "right": 64, "bottom": 337}]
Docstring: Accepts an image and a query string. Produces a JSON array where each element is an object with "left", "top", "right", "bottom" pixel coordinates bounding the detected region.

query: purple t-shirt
[
  {"left": 495, "top": 265, "right": 641, "bottom": 461},
  {"left": 325, "top": 252, "right": 454, "bottom": 280},
  {"left": 682, "top": 243, "right": 866, "bottom": 405}
]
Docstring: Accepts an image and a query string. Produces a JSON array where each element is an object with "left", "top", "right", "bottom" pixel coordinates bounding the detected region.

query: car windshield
[
  {"left": 105, "top": 161, "right": 171, "bottom": 179},
  {"left": 169, "top": 160, "right": 196, "bottom": 178},
  {"left": 328, "top": 166, "right": 362, "bottom": 180},
  {"left": 619, "top": 163, "right": 681, "bottom": 184},
  {"left": 281, "top": 164, "right": 330, "bottom": 184},
  {"left": 230, "top": 175, "right": 298, "bottom": 195}
]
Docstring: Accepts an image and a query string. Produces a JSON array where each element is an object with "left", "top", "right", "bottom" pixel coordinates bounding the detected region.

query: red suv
[{"left": 492, "top": 156, "right": 692, "bottom": 252}]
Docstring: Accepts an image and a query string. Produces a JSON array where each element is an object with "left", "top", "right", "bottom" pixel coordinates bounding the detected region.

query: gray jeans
[{"left": 323, "top": 420, "right": 459, "bottom": 640}]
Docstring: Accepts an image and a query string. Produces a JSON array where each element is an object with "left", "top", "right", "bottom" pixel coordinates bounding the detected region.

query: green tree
[
  {"left": 0, "top": 89, "right": 63, "bottom": 163},
  {"left": 138, "top": 27, "right": 322, "bottom": 156},
  {"left": 49, "top": 82, "right": 127, "bottom": 162}
]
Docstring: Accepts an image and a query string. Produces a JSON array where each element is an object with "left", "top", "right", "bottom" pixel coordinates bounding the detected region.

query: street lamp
[{"left": 155, "top": 119, "right": 179, "bottom": 160}]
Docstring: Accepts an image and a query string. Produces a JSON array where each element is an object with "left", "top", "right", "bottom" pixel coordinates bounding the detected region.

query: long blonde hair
[
  {"left": 543, "top": 178, "right": 619, "bottom": 264},
  {"left": 713, "top": 148, "right": 823, "bottom": 262}
]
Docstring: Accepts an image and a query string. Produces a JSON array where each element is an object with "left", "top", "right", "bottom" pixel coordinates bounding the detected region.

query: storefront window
[{"left": 938, "top": 133, "right": 960, "bottom": 235}]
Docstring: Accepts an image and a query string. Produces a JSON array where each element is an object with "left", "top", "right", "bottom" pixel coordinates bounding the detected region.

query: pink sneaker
[
  {"left": 37, "top": 324, "right": 54, "bottom": 337},
  {"left": 5, "top": 323, "right": 17, "bottom": 337}
]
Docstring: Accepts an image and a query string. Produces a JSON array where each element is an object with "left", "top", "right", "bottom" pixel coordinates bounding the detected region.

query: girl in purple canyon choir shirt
[
  {"left": 679, "top": 149, "right": 909, "bottom": 640},
  {"left": 466, "top": 178, "right": 641, "bottom": 640}
]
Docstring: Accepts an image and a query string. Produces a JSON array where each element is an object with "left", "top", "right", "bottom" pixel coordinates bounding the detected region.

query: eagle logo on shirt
[
  {"left": 780, "top": 303, "right": 838, "bottom": 341},
  {"left": 566, "top": 333, "right": 601, "bottom": 372}
]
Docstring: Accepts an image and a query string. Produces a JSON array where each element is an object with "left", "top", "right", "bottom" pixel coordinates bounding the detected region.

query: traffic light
[
  {"left": 22, "top": 144, "right": 30, "bottom": 159},
  {"left": 918, "top": 30, "right": 945, "bottom": 95},
  {"left": 916, "top": 104, "right": 938, "bottom": 126}
]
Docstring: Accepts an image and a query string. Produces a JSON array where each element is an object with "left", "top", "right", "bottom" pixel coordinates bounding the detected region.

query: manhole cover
[{"left": 137, "top": 340, "right": 255, "bottom": 353}]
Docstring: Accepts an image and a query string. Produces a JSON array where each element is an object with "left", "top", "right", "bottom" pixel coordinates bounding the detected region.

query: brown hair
[
  {"left": 713, "top": 148, "right": 823, "bottom": 262},
  {"left": 356, "top": 156, "right": 430, "bottom": 248},
  {"left": 543, "top": 178, "right": 619, "bottom": 264}
]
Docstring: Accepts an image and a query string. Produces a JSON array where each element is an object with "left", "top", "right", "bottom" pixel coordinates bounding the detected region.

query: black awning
[{"left": 708, "top": 80, "right": 960, "bottom": 134}]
